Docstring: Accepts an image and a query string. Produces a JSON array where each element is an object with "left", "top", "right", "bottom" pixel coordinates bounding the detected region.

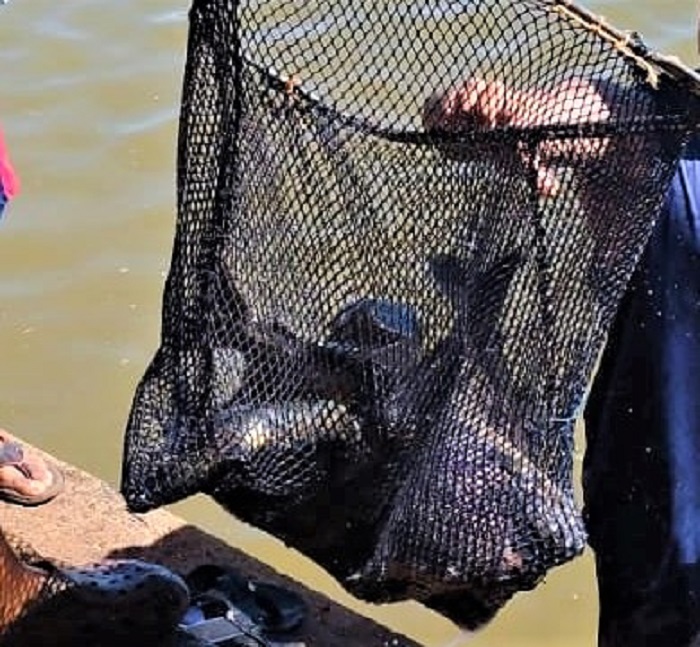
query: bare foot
[{"left": 0, "top": 429, "right": 63, "bottom": 505}]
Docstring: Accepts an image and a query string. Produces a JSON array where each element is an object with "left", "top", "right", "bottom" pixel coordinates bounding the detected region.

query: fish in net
[{"left": 120, "top": 0, "right": 700, "bottom": 629}]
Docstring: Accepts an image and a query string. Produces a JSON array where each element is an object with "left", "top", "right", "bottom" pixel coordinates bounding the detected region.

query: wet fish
[
  {"left": 209, "top": 395, "right": 388, "bottom": 576},
  {"left": 212, "top": 398, "right": 368, "bottom": 496},
  {"left": 426, "top": 253, "right": 580, "bottom": 540},
  {"left": 210, "top": 347, "right": 246, "bottom": 410},
  {"left": 208, "top": 299, "right": 424, "bottom": 578},
  {"left": 356, "top": 252, "right": 585, "bottom": 629},
  {"left": 327, "top": 298, "right": 421, "bottom": 349},
  {"left": 315, "top": 297, "right": 425, "bottom": 422},
  {"left": 216, "top": 399, "right": 363, "bottom": 452},
  {"left": 380, "top": 252, "right": 521, "bottom": 434}
]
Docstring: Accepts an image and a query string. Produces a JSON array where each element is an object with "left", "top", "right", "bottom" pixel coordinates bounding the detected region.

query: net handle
[
  {"left": 251, "top": 57, "right": 698, "bottom": 147},
  {"left": 548, "top": 0, "right": 700, "bottom": 95}
]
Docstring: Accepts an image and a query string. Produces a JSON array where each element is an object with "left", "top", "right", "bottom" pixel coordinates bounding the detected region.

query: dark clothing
[{"left": 585, "top": 135, "right": 700, "bottom": 646}]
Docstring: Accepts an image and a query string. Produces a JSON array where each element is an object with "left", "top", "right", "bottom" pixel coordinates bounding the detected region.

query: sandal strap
[
  {"left": 188, "top": 590, "right": 270, "bottom": 646},
  {"left": 0, "top": 441, "right": 33, "bottom": 480},
  {"left": 0, "top": 441, "right": 24, "bottom": 468}
]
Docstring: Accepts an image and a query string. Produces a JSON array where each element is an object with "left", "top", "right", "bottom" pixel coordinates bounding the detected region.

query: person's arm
[{"left": 423, "top": 75, "right": 662, "bottom": 279}]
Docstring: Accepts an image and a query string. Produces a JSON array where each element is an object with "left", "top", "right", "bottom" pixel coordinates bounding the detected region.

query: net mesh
[{"left": 121, "top": 0, "right": 700, "bottom": 628}]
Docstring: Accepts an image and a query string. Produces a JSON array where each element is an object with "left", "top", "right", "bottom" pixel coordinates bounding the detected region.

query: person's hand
[
  {"left": 423, "top": 78, "right": 515, "bottom": 132},
  {"left": 423, "top": 77, "right": 612, "bottom": 197}
]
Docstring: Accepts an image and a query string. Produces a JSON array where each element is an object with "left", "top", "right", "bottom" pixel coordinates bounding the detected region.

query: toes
[
  {"left": 0, "top": 432, "right": 63, "bottom": 504},
  {"left": 0, "top": 464, "right": 51, "bottom": 497}
]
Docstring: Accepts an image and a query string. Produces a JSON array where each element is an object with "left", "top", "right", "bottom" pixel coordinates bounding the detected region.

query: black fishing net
[{"left": 121, "top": 0, "right": 700, "bottom": 630}]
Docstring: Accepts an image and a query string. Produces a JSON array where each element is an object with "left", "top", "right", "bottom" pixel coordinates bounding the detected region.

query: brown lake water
[{"left": 0, "top": 1, "right": 696, "bottom": 645}]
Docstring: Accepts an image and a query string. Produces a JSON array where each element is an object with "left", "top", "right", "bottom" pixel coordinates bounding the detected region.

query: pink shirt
[{"left": 0, "top": 127, "right": 19, "bottom": 199}]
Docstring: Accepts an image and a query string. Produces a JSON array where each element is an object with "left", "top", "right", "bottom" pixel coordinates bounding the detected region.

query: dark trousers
[{"left": 584, "top": 143, "right": 700, "bottom": 646}]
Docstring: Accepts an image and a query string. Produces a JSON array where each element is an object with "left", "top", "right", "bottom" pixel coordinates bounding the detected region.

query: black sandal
[{"left": 179, "top": 564, "right": 307, "bottom": 646}]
